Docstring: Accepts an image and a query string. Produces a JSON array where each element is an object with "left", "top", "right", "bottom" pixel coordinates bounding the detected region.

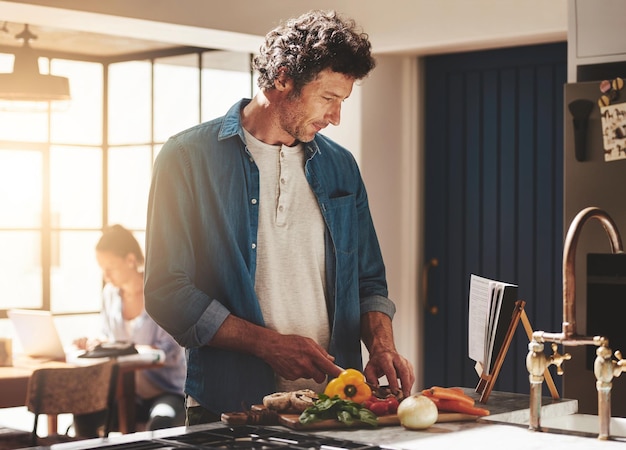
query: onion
[{"left": 396, "top": 394, "right": 438, "bottom": 430}]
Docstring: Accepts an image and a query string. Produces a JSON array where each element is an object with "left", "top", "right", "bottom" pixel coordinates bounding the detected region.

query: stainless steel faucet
[{"left": 526, "top": 206, "right": 626, "bottom": 440}]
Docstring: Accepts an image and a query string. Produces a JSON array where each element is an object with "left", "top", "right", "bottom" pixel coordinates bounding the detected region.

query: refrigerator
[{"left": 563, "top": 79, "right": 626, "bottom": 416}]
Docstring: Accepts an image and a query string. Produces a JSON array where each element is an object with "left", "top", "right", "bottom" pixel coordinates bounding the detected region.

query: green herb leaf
[
  {"left": 298, "top": 394, "right": 378, "bottom": 427},
  {"left": 337, "top": 409, "right": 354, "bottom": 425},
  {"left": 357, "top": 408, "right": 378, "bottom": 426}
]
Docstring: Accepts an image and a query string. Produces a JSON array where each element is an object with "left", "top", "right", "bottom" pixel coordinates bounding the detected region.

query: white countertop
[
  {"left": 42, "top": 389, "right": 626, "bottom": 450},
  {"left": 305, "top": 389, "right": 625, "bottom": 449},
  {"left": 46, "top": 419, "right": 626, "bottom": 450},
  {"left": 378, "top": 422, "right": 626, "bottom": 449}
]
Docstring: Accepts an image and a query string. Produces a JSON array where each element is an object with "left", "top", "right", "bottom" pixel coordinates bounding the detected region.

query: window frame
[{"left": 0, "top": 46, "right": 253, "bottom": 319}]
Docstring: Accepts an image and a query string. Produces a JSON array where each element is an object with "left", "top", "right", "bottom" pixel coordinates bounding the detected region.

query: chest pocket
[{"left": 324, "top": 194, "right": 358, "bottom": 255}]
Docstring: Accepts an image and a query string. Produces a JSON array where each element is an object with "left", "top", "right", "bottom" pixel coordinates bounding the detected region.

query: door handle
[{"left": 422, "top": 257, "right": 439, "bottom": 315}]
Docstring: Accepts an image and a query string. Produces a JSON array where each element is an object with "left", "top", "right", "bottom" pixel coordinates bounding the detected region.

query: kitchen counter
[
  {"left": 36, "top": 389, "right": 626, "bottom": 450},
  {"left": 357, "top": 422, "right": 626, "bottom": 449},
  {"left": 310, "top": 388, "right": 626, "bottom": 449},
  {"left": 46, "top": 419, "right": 626, "bottom": 450}
]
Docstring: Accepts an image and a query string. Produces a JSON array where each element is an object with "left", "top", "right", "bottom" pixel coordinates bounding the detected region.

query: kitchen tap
[
  {"left": 526, "top": 206, "right": 626, "bottom": 440},
  {"left": 594, "top": 338, "right": 626, "bottom": 439}
]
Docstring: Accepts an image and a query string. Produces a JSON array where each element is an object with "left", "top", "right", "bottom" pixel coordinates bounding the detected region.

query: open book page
[
  {"left": 468, "top": 274, "right": 493, "bottom": 370},
  {"left": 485, "top": 285, "right": 504, "bottom": 374},
  {"left": 468, "top": 274, "right": 518, "bottom": 376}
]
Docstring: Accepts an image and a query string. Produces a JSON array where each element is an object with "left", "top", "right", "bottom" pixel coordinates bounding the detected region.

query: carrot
[
  {"left": 422, "top": 386, "right": 475, "bottom": 407},
  {"left": 448, "top": 387, "right": 466, "bottom": 395},
  {"left": 436, "top": 398, "right": 490, "bottom": 417}
]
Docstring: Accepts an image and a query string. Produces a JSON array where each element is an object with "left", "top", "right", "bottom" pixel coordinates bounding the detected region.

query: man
[{"left": 144, "top": 9, "right": 415, "bottom": 424}]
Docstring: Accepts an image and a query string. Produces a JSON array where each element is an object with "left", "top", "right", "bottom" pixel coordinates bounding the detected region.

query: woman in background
[{"left": 74, "top": 224, "right": 186, "bottom": 436}]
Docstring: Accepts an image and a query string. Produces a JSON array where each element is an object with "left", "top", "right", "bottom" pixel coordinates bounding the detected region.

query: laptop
[{"left": 8, "top": 309, "right": 67, "bottom": 361}]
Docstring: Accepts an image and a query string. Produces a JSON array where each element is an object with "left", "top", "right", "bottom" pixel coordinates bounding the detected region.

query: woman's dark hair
[
  {"left": 253, "top": 10, "right": 376, "bottom": 93},
  {"left": 96, "top": 224, "right": 144, "bottom": 265}
]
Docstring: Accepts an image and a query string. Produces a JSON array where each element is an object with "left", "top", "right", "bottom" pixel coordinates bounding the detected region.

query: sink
[
  {"left": 485, "top": 409, "right": 626, "bottom": 440},
  {"left": 539, "top": 414, "right": 626, "bottom": 439},
  {"left": 480, "top": 394, "right": 578, "bottom": 426}
]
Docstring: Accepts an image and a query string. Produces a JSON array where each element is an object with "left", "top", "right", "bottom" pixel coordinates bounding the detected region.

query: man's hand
[
  {"left": 360, "top": 311, "right": 415, "bottom": 398},
  {"left": 364, "top": 348, "right": 415, "bottom": 398},
  {"left": 258, "top": 334, "right": 343, "bottom": 383},
  {"left": 209, "top": 314, "right": 343, "bottom": 383}
]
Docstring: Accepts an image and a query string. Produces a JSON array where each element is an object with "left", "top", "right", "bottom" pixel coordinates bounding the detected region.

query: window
[
  {"left": 0, "top": 147, "right": 44, "bottom": 310},
  {"left": 0, "top": 47, "right": 253, "bottom": 319}
]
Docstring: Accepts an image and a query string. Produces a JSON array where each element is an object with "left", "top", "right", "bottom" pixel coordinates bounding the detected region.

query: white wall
[
  {"left": 358, "top": 55, "right": 422, "bottom": 388},
  {"left": 0, "top": 0, "right": 568, "bottom": 389}
]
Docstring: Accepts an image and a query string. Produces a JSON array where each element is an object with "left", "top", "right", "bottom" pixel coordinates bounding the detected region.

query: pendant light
[{"left": 0, "top": 24, "right": 70, "bottom": 102}]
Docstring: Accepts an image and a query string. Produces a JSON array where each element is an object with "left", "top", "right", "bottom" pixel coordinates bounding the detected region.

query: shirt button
[
  {"left": 280, "top": 151, "right": 285, "bottom": 158},
  {"left": 278, "top": 205, "right": 284, "bottom": 212},
  {"left": 280, "top": 178, "right": 286, "bottom": 184},
  {"left": 251, "top": 243, "right": 256, "bottom": 249},
  {"left": 251, "top": 198, "right": 258, "bottom": 205}
]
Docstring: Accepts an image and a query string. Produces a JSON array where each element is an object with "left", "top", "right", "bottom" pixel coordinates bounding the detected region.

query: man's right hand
[
  {"left": 209, "top": 315, "right": 342, "bottom": 383},
  {"left": 258, "top": 333, "right": 343, "bottom": 383}
]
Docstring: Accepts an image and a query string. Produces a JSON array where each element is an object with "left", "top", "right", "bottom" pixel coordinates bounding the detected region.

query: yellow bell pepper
[{"left": 324, "top": 368, "right": 372, "bottom": 404}]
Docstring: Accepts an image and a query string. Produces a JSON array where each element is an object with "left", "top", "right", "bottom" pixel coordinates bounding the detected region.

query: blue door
[{"left": 423, "top": 43, "right": 567, "bottom": 393}]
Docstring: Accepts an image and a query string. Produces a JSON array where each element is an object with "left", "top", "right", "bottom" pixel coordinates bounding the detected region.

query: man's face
[{"left": 278, "top": 69, "right": 355, "bottom": 143}]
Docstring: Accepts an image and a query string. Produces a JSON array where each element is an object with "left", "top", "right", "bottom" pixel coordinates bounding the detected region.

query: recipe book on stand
[{"left": 468, "top": 274, "right": 518, "bottom": 379}]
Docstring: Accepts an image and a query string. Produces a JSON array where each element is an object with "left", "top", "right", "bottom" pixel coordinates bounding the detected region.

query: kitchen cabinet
[
  {"left": 557, "top": 0, "right": 626, "bottom": 419},
  {"left": 568, "top": 0, "right": 626, "bottom": 82},
  {"left": 562, "top": 80, "right": 626, "bottom": 416}
]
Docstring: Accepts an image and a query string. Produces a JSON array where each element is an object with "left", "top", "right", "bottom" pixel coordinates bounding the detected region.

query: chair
[{"left": 25, "top": 360, "right": 119, "bottom": 447}]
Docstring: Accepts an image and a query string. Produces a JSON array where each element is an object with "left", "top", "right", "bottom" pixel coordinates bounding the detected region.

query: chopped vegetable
[
  {"left": 363, "top": 395, "right": 399, "bottom": 416},
  {"left": 422, "top": 386, "right": 475, "bottom": 407},
  {"left": 298, "top": 394, "right": 378, "bottom": 427},
  {"left": 324, "top": 368, "right": 372, "bottom": 404},
  {"left": 421, "top": 386, "right": 489, "bottom": 416},
  {"left": 386, "top": 396, "right": 400, "bottom": 414},
  {"left": 367, "top": 399, "right": 390, "bottom": 416},
  {"left": 436, "top": 398, "right": 490, "bottom": 416}
]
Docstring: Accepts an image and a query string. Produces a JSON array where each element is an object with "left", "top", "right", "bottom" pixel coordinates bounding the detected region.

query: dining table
[{"left": 0, "top": 354, "right": 164, "bottom": 435}]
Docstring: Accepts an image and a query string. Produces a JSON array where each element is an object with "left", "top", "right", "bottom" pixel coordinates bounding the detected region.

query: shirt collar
[
  {"left": 218, "top": 98, "right": 251, "bottom": 142},
  {"left": 218, "top": 98, "right": 321, "bottom": 160}
]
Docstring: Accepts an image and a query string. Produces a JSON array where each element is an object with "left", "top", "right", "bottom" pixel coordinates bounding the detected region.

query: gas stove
[{"left": 86, "top": 425, "right": 381, "bottom": 450}]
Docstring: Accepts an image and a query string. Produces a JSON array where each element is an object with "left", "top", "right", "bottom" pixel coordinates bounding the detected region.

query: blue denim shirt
[{"left": 145, "top": 99, "right": 396, "bottom": 414}]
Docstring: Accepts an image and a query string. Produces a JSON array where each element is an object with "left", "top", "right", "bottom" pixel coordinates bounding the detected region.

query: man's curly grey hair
[{"left": 253, "top": 10, "right": 376, "bottom": 94}]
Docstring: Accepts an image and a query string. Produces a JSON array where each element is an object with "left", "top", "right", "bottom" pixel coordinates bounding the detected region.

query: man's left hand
[{"left": 364, "top": 349, "right": 415, "bottom": 398}]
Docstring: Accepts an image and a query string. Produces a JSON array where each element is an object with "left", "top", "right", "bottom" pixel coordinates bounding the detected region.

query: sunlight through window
[{"left": 0, "top": 48, "right": 253, "bottom": 317}]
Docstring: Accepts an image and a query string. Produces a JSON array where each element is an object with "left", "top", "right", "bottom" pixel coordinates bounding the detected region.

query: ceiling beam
[{"left": 0, "top": 1, "right": 262, "bottom": 53}]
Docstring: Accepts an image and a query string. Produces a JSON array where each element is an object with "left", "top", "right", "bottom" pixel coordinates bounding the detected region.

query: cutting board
[
  {"left": 222, "top": 405, "right": 479, "bottom": 430},
  {"left": 278, "top": 411, "right": 479, "bottom": 430}
]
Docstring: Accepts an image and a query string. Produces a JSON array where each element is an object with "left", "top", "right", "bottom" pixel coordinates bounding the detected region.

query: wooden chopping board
[
  {"left": 278, "top": 411, "right": 479, "bottom": 430},
  {"left": 222, "top": 405, "right": 479, "bottom": 430}
]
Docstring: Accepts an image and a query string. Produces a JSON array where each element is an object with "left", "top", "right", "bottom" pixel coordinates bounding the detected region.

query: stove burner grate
[
  {"left": 154, "top": 425, "right": 382, "bottom": 450},
  {"left": 83, "top": 425, "right": 382, "bottom": 450}
]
